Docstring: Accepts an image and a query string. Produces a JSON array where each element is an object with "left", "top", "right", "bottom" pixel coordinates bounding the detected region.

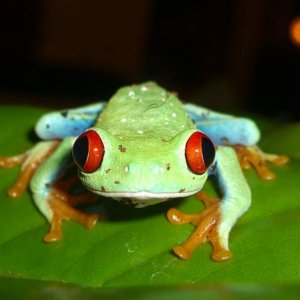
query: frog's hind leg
[
  {"left": 184, "top": 103, "right": 261, "bottom": 146},
  {"left": 35, "top": 102, "right": 106, "bottom": 140},
  {"left": 30, "top": 137, "right": 99, "bottom": 242},
  {"left": 185, "top": 103, "right": 289, "bottom": 180},
  {"left": 0, "top": 141, "right": 60, "bottom": 198},
  {"left": 0, "top": 153, "right": 26, "bottom": 168},
  {"left": 234, "top": 145, "right": 289, "bottom": 180}
]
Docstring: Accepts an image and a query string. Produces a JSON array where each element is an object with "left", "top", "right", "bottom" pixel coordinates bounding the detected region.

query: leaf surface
[{"left": 0, "top": 106, "right": 299, "bottom": 292}]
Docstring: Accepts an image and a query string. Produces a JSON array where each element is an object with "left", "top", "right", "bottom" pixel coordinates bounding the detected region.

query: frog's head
[{"left": 72, "top": 128, "right": 215, "bottom": 207}]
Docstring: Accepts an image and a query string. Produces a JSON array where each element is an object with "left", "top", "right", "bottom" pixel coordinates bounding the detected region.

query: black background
[{"left": 1, "top": 0, "right": 300, "bottom": 121}]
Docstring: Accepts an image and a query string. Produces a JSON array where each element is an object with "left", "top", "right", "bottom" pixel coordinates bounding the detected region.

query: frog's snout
[{"left": 125, "top": 161, "right": 166, "bottom": 176}]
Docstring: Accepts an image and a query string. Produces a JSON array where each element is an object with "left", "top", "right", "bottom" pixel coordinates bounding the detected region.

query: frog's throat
[{"left": 89, "top": 189, "right": 201, "bottom": 200}]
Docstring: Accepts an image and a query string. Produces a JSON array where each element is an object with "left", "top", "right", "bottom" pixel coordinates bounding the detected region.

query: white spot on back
[
  {"left": 137, "top": 130, "right": 144, "bottom": 134},
  {"left": 120, "top": 118, "right": 127, "bottom": 123}
]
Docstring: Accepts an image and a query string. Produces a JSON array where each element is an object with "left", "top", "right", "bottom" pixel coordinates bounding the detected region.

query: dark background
[{"left": 1, "top": 0, "right": 300, "bottom": 121}]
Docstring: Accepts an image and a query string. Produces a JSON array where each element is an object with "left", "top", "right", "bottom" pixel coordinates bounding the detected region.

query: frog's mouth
[
  {"left": 88, "top": 189, "right": 201, "bottom": 207},
  {"left": 89, "top": 189, "right": 201, "bottom": 200}
]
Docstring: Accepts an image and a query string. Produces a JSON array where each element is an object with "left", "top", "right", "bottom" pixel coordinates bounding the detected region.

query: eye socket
[
  {"left": 185, "top": 131, "right": 215, "bottom": 174},
  {"left": 72, "top": 130, "right": 104, "bottom": 173}
]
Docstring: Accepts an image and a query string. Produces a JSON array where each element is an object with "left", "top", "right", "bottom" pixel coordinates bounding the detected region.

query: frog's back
[{"left": 96, "top": 82, "right": 195, "bottom": 140}]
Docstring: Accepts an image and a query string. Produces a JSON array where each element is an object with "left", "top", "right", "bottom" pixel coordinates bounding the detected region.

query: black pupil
[
  {"left": 202, "top": 137, "right": 215, "bottom": 167},
  {"left": 73, "top": 136, "right": 89, "bottom": 167}
]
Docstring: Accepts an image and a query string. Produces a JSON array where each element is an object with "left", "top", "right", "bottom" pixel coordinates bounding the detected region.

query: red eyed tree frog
[{"left": 0, "top": 82, "right": 288, "bottom": 261}]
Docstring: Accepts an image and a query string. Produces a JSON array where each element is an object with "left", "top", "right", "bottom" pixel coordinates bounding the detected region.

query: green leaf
[
  {"left": 260, "top": 122, "right": 300, "bottom": 159},
  {"left": 0, "top": 105, "right": 299, "bottom": 295}
]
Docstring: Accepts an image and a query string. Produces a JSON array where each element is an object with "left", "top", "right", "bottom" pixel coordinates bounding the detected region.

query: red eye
[
  {"left": 72, "top": 130, "right": 104, "bottom": 173},
  {"left": 185, "top": 131, "right": 215, "bottom": 174}
]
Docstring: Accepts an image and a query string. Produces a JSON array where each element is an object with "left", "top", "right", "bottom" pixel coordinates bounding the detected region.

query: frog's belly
[{"left": 92, "top": 190, "right": 200, "bottom": 207}]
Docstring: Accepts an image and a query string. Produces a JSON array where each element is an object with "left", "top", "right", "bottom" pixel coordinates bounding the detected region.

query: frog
[{"left": 0, "top": 82, "right": 288, "bottom": 261}]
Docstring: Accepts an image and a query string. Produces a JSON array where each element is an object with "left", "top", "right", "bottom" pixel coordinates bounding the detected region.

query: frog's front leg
[
  {"left": 30, "top": 137, "right": 98, "bottom": 242},
  {"left": 168, "top": 146, "right": 250, "bottom": 261}
]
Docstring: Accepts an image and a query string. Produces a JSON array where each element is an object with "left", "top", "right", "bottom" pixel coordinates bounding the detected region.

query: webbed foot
[
  {"left": 44, "top": 187, "right": 99, "bottom": 242},
  {"left": 0, "top": 141, "right": 60, "bottom": 198},
  {"left": 167, "top": 192, "right": 232, "bottom": 261},
  {"left": 234, "top": 145, "right": 289, "bottom": 180}
]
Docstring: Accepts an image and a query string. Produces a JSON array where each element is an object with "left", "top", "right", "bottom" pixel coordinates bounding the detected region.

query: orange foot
[
  {"left": 167, "top": 192, "right": 232, "bottom": 261},
  {"left": 0, "top": 141, "right": 60, "bottom": 198},
  {"left": 44, "top": 187, "right": 100, "bottom": 242},
  {"left": 234, "top": 145, "right": 289, "bottom": 180}
]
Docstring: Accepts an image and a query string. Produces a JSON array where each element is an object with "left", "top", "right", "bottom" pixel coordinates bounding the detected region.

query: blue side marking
[
  {"left": 184, "top": 103, "right": 260, "bottom": 146},
  {"left": 35, "top": 102, "right": 106, "bottom": 140}
]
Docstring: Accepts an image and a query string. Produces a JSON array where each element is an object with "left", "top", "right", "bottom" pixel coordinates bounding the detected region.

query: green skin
[
  {"left": 28, "top": 82, "right": 255, "bottom": 252},
  {"left": 80, "top": 83, "right": 207, "bottom": 206}
]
